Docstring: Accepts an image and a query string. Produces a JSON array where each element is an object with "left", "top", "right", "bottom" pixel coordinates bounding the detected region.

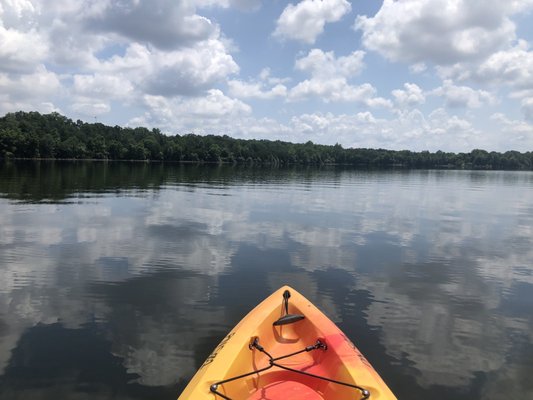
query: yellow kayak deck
[{"left": 178, "top": 286, "right": 397, "bottom": 400}]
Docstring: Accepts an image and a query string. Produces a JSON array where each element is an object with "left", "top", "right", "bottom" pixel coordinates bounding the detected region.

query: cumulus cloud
[
  {"left": 227, "top": 80, "right": 287, "bottom": 99},
  {"left": 0, "top": 26, "right": 47, "bottom": 73},
  {"left": 427, "top": 108, "right": 474, "bottom": 135},
  {"left": 73, "top": 74, "right": 134, "bottom": 99},
  {"left": 438, "top": 40, "right": 533, "bottom": 87},
  {"left": 472, "top": 41, "right": 533, "bottom": 94},
  {"left": 84, "top": 0, "right": 218, "bottom": 50},
  {"left": 287, "top": 49, "right": 389, "bottom": 107},
  {"left": 355, "top": 0, "right": 525, "bottom": 65},
  {"left": 227, "top": 68, "right": 290, "bottom": 99},
  {"left": 197, "top": 0, "right": 262, "bottom": 12},
  {"left": 435, "top": 40, "right": 533, "bottom": 122},
  {"left": 491, "top": 113, "right": 533, "bottom": 132},
  {"left": 0, "top": 65, "right": 62, "bottom": 114},
  {"left": 281, "top": 108, "right": 482, "bottom": 151},
  {"left": 131, "top": 90, "right": 251, "bottom": 133},
  {"left": 148, "top": 104, "right": 489, "bottom": 151},
  {"left": 69, "top": 38, "right": 238, "bottom": 102},
  {"left": 431, "top": 80, "right": 495, "bottom": 108},
  {"left": 0, "top": 66, "right": 60, "bottom": 99},
  {"left": 174, "top": 89, "right": 251, "bottom": 117},
  {"left": 490, "top": 113, "right": 533, "bottom": 149},
  {"left": 295, "top": 48, "right": 365, "bottom": 78},
  {"left": 352, "top": 0, "right": 533, "bottom": 136},
  {"left": 70, "top": 101, "right": 111, "bottom": 116},
  {"left": 521, "top": 98, "right": 533, "bottom": 122},
  {"left": 1, "top": 1, "right": 104, "bottom": 69},
  {"left": 392, "top": 83, "right": 425, "bottom": 108},
  {"left": 409, "top": 63, "right": 427, "bottom": 74},
  {"left": 47, "top": 22, "right": 105, "bottom": 68},
  {"left": 0, "top": 0, "right": 241, "bottom": 117},
  {"left": 141, "top": 40, "right": 239, "bottom": 96},
  {"left": 274, "top": 0, "right": 351, "bottom": 44},
  {"left": 289, "top": 79, "right": 391, "bottom": 107},
  {"left": 126, "top": 99, "right": 526, "bottom": 152},
  {"left": 0, "top": 0, "right": 531, "bottom": 152},
  {"left": 289, "top": 111, "right": 379, "bottom": 141}
]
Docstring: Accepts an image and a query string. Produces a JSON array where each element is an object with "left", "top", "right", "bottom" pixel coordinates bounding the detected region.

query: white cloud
[
  {"left": 0, "top": 0, "right": 531, "bottom": 152},
  {"left": 175, "top": 89, "right": 251, "bottom": 117},
  {"left": 258, "top": 68, "right": 290, "bottom": 85},
  {"left": 70, "top": 101, "right": 111, "bottom": 116},
  {"left": 0, "top": 0, "right": 242, "bottom": 120},
  {"left": 409, "top": 63, "right": 427, "bottom": 74},
  {"left": 0, "top": 65, "right": 61, "bottom": 114},
  {"left": 73, "top": 74, "right": 134, "bottom": 99},
  {"left": 131, "top": 90, "right": 251, "bottom": 132},
  {"left": 84, "top": 0, "right": 218, "bottom": 50},
  {"left": 438, "top": 40, "right": 533, "bottom": 89},
  {"left": 355, "top": 0, "right": 524, "bottom": 65},
  {"left": 0, "top": 99, "right": 58, "bottom": 115},
  {"left": 475, "top": 41, "right": 533, "bottom": 92},
  {"left": 0, "top": 66, "right": 60, "bottom": 99},
  {"left": 227, "top": 69, "right": 291, "bottom": 101},
  {"left": 285, "top": 109, "right": 478, "bottom": 151},
  {"left": 295, "top": 48, "right": 365, "bottom": 78},
  {"left": 0, "top": 25, "right": 47, "bottom": 73},
  {"left": 142, "top": 40, "right": 239, "bottom": 96},
  {"left": 47, "top": 18, "right": 106, "bottom": 68},
  {"left": 92, "top": 40, "right": 239, "bottom": 97},
  {"left": 197, "top": 0, "right": 262, "bottom": 12},
  {"left": 227, "top": 80, "right": 287, "bottom": 99},
  {"left": 0, "top": 0, "right": 37, "bottom": 20},
  {"left": 427, "top": 108, "right": 474, "bottom": 135},
  {"left": 431, "top": 80, "right": 495, "bottom": 108},
  {"left": 274, "top": 0, "right": 351, "bottom": 44},
  {"left": 0, "top": 1, "right": 105, "bottom": 69},
  {"left": 289, "top": 111, "right": 379, "bottom": 141},
  {"left": 288, "top": 79, "right": 391, "bottom": 107},
  {"left": 491, "top": 113, "right": 533, "bottom": 133},
  {"left": 125, "top": 100, "right": 528, "bottom": 152},
  {"left": 490, "top": 113, "right": 533, "bottom": 149},
  {"left": 392, "top": 83, "right": 425, "bottom": 108},
  {"left": 521, "top": 98, "right": 533, "bottom": 122},
  {"left": 435, "top": 40, "right": 533, "bottom": 120},
  {"left": 287, "top": 49, "right": 389, "bottom": 106}
]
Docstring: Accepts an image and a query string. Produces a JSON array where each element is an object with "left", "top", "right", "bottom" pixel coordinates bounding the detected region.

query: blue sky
[{"left": 1, "top": 0, "right": 533, "bottom": 152}]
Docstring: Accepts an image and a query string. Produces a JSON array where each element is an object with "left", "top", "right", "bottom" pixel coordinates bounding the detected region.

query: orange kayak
[{"left": 178, "top": 286, "right": 397, "bottom": 400}]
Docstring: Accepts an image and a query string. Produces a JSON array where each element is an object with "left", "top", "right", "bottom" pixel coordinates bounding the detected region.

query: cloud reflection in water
[{"left": 0, "top": 163, "right": 532, "bottom": 399}]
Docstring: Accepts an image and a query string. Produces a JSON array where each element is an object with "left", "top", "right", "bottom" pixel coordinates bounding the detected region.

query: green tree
[{"left": 87, "top": 135, "right": 107, "bottom": 159}]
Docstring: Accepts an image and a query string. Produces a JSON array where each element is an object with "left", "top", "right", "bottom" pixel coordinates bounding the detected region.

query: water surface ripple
[{"left": 0, "top": 161, "right": 532, "bottom": 400}]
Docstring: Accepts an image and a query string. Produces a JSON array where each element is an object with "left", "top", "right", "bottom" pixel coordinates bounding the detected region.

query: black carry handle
[{"left": 273, "top": 290, "right": 305, "bottom": 326}]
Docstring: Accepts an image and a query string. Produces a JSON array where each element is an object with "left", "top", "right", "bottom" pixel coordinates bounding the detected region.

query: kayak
[{"left": 178, "top": 286, "right": 397, "bottom": 400}]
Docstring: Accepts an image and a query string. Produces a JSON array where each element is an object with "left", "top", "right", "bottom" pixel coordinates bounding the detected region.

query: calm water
[{"left": 0, "top": 161, "right": 532, "bottom": 400}]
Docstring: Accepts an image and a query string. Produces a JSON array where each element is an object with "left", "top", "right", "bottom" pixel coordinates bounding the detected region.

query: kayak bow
[{"left": 178, "top": 286, "right": 397, "bottom": 399}]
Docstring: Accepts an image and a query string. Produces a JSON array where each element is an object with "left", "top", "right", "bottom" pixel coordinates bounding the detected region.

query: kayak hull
[{"left": 178, "top": 286, "right": 397, "bottom": 400}]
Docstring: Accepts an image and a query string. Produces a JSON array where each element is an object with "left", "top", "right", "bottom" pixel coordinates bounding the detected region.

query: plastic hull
[{"left": 178, "top": 286, "right": 397, "bottom": 399}]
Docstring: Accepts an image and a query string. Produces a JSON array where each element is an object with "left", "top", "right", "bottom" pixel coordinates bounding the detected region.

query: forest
[{"left": 1, "top": 111, "right": 532, "bottom": 170}]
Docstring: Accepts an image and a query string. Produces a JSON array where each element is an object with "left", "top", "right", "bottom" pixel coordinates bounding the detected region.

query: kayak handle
[
  {"left": 283, "top": 290, "right": 291, "bottom": 314},
  {"left": 273, "top": 290, "right": 305, "bottom": 326},
  {"left": 273, "top": 313, "right": 305, "bottom": 326}
]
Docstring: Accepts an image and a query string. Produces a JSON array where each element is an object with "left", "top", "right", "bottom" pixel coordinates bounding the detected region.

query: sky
[{"left": 1, "top": 0, "right": 533, "bottom": 152}]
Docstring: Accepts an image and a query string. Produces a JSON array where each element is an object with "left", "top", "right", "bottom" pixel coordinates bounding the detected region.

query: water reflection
[{"left": 0, "top": 161, "right": 532, "bottom": 399}]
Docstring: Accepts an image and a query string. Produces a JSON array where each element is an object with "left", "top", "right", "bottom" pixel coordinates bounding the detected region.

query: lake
[{"left": 0, "top": 161, "right": 532, "bottom": 400}]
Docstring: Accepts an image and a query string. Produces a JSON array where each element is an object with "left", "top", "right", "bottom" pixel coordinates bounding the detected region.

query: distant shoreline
[
  {"left": 1, "top": 111, "right": 532, "bottom": 171},
  {"left": 2, "top": 158, "right": 529, "bottom": 172}
]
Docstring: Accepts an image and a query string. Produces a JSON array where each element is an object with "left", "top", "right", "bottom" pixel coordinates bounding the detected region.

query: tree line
[{"left": 1, "top": 111, "right": 532, "bottom": 170}]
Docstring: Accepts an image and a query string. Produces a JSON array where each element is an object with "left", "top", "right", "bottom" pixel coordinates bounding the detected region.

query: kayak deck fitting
[{"left": 178, "top": 286, "right": 397, "bottom": 400}]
